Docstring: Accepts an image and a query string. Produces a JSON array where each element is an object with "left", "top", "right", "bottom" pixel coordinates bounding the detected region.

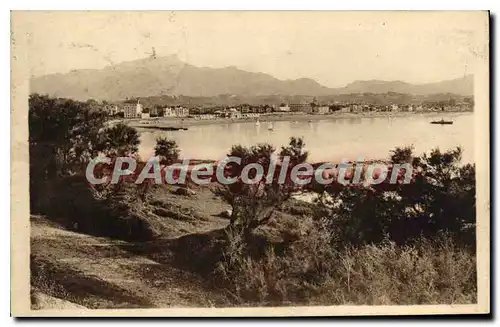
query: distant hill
[
  {"left": 30, "top": 55, "right": 473, "bottom": 101},
  {"left": 339, "top": 75, "right": 473, "bottom": 96}
]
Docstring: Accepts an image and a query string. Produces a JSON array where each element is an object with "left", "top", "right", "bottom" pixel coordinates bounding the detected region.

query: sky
[{"left": 16, "top": 11, "right": 488, "bottom": 88}]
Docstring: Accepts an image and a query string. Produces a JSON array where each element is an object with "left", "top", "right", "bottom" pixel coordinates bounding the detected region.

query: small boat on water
[
  {"left": 255, "top": 120, "right": 260, "bottom": 127},
  {"left": 268, "top": 122, "right": 274, "bottom": 130},
  {"left": 430, "top": 119, "right": 453, "bottom": 125}
]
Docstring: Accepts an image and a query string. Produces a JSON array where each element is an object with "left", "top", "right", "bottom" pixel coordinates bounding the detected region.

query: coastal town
[{"left": 99, "top": 97, "right": 474, "bottom": 123}]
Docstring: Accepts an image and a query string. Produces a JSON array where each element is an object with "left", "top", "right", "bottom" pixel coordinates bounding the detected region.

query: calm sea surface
[{"left": 138, "top": 112, "right": 474, "bottom": 163}]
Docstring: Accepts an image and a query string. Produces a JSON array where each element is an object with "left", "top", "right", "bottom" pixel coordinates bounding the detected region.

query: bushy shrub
[
  {"left": 214, "top": 221, "right": 476, "bottom": 306},
  {"left": 312, "top": 237, "right": 476, "bottom": 305},
  {"left": 95, "top": 123, "right": 140, "bottom": 157},
  {"left": 318, "top": 146, "right": 476, "bottom": 249},
  {"left": 154, "top": 137, "right": 180, "bottom": 165},
  {"left": 29, "top": 95, "right": 157, "bottom": 240},
  {"left": 34, "top": 175, "right": 158, "bottom": 241},
  {"left": 213, "top": 217, "right": 337, "bottom": 306},
  {"left": 216, "top": 137, "right": 309, "bottom": 238},
  {"left": 212, "top": 143, "right": 477, "bottom": 306}
]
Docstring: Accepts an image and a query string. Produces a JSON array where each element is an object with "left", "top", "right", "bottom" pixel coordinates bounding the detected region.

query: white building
[
  {"left": 195, "top": 114, "right": 216, "bottom": 120},
  {"left": 141, "top": 112, "right": 150, "bottom": 119},
  {"left": 278, "top": 105, "right": 291, "bottom": 112},
  {"left": 350, "top": 104, "right": 363, "bottom": 113},
  {"left": 228, "top": 108, "right": 242, "bottom": 119},
  {"left": 390, "top": 104, "right": 400, "bottom": 112},
  {"left": 174, "top": 107, "right": 189, "bottom": 117},
  {"left": 313, "top": 106, "right": 330, "bottom": 114},
  {"left": 123, "top": 101, "right": 143, "bottom": 118},
  {"left": 163, "top": 107, "right": 175, "bottom": 117}
]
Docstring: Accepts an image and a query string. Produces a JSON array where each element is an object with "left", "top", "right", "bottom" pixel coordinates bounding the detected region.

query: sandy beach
[{"left": 127, "top": 110, "right": 471, "bottom": 129}]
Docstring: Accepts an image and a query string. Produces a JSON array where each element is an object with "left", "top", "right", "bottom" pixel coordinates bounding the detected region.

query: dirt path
[{"left": 31, "top": 216, "right": 226, "bottom": 309}]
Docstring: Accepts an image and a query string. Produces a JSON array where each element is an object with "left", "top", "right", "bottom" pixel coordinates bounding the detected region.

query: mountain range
[{"left": 30, "top": 55, "right": 473, "bottom": 101}]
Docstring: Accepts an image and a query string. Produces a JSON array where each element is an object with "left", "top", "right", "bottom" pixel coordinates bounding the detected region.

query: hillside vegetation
[{"left": 29, "top": 95, "right": 476, "bottom": 308}]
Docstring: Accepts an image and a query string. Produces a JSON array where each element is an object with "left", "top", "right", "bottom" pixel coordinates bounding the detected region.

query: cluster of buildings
[
  {"left": 333, "top": 102, "right": 473, "bottom": 113},
  {"left": 278, "top": 103, "right": 330, "bottom": 114},
  {"left": 103, "top": 101, "right": 190, "bottom": 119},
  {"left": 102, "top": 98, "right": 473, "bottom": 120},
  {"left": 150, "top": 106, "right": 190, "bottom": 118},
  {"left": 179, "top": 108, "right": 262, "bottom": 120},
  {"left": 102, "top": 102, "right": 264, "bottom": 120}
]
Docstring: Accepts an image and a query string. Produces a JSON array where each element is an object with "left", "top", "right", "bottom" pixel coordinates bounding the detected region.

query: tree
[
  {"left": 396, "top": 147, "right": 475, "bottom": 245},
  {"left": 329, "top": 104, "right": 342, "bottom": 112},
  {"left": 29, "top": 95, "right": 156, "bottom": 237},
  {"left": 154, "top": 105, "right": 165, "bottom": 117},
  {"left": 96, "top": 123, "right": 140, "bottom": 157},
  {"left": 154, "top": 137, "right": 180, "bottom": 165},
  {"left": 218, "top": 143, "right": 276, "bottom": 234},
  {"left": 279, "top": 136, "right": 308, "bottom": 165},
  {"left": 217, "top": 137, "right": 308, "bottom": 237},
  {"left": 390, "top": 145, "right": 414, "bottom": 164},
  {"left": 29, "top": 94, "right": 107, "bottom": 178},
  {"left": 316, "top": 146, "right": 476, "bottom": 249},
  {"left": 29, "top": 94, "right": 108, "bottom": 210},
  {"left": 86, "top": 99, "right": 99, "bottom": 107}
]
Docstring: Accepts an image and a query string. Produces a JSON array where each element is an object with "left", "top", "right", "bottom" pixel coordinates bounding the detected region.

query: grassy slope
[
  {"left": 30, "top": 185, "right": 232, "bottom": 309},
  {"left": 30, "top": 184, "right": 476, "bottom": 308}
]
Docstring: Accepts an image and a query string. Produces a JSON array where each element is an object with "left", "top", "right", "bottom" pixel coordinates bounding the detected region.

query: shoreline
[{"left": 126, "top": 110, "right": 472, "bottom": 129}]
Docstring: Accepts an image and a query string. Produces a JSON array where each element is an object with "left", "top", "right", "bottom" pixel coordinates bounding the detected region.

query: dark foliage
[
  {"left": 154, "top": 137, "right": 180, "bottom": 165},
  {"left": 29, "top": 94, "right": 154, "bottom": 240},
  {"left": 317, "top": 146, "right": 476, "bottom": 249},
  {"left": 216, "top": 137, "right": 308, "bottom": 237},
  {"left": 95, "top": 123, "right": 141, "bottom": 157}
]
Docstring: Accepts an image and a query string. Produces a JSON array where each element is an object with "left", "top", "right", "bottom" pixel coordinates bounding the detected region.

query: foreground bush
[
  {"left": 315, "top": 146, "right": 476, "bottom": 250},
  {"left": 29, "top": 94, "right": 156, "bottom": 240},
  {"left": 313, "top": 237, "right": 476, "bottom": 305},
  {"left": 33, "top": 175, "right": 159, "bottom": 241},
  {"left": 213, "top": 219, "right": 476, "bottom": 306}
]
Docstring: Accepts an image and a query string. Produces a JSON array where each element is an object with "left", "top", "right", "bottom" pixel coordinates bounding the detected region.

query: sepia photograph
[{"left": 10, "top": 11, "right": 490, "bottom": 316}]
